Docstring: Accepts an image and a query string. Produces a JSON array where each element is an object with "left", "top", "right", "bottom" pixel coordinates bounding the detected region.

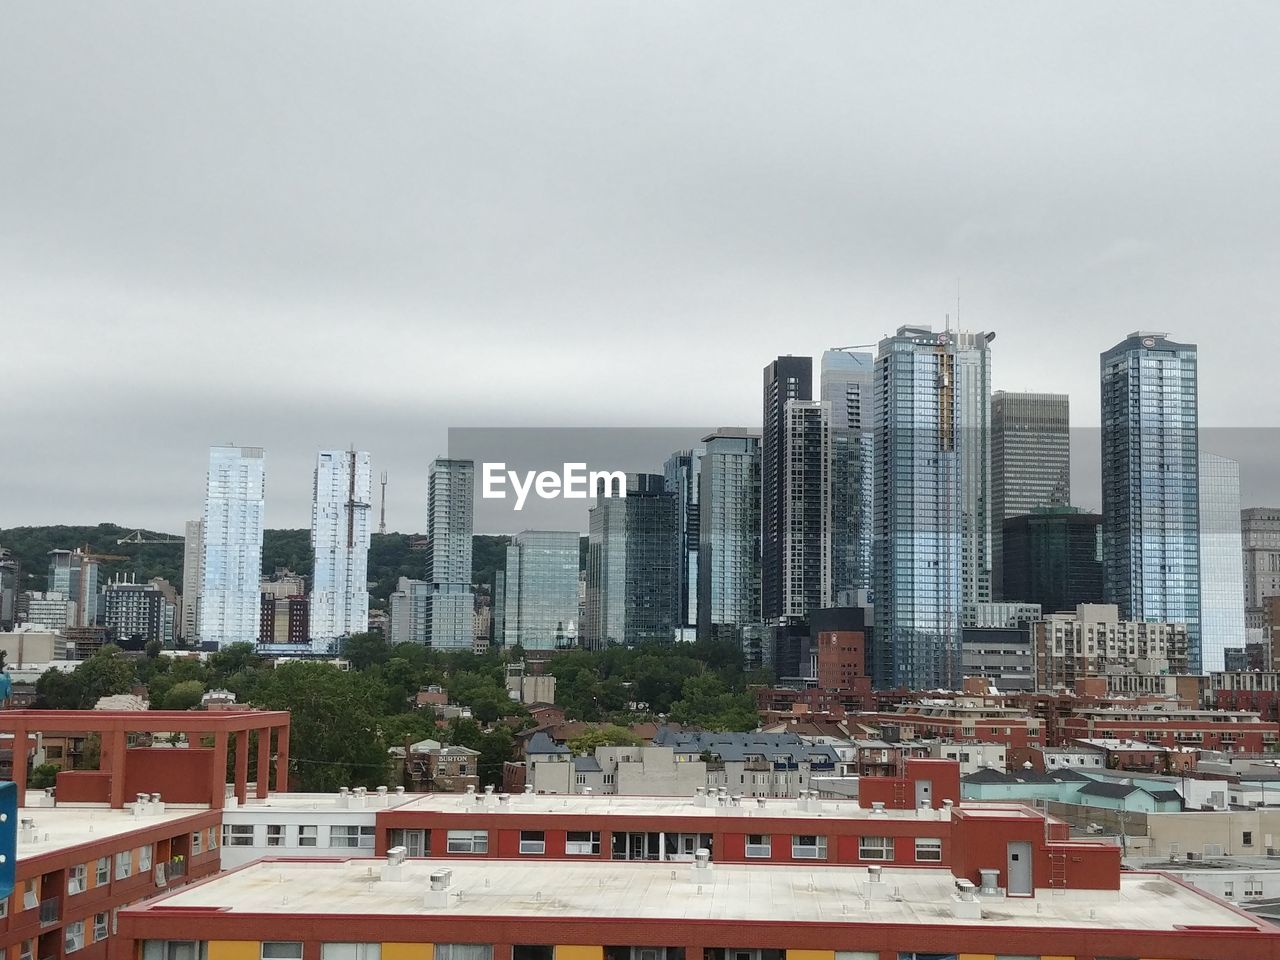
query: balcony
[
  {"left": 167, "top": 857, "right": 187, "bottom": 879},
  {"left": 38, "top": 897, "right": 59, "bottom": 927}
]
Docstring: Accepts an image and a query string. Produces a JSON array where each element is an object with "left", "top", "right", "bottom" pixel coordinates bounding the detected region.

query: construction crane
[
  {"left": 829, "top": 342, "right": 878, "bottom": 354},
  {"left": 75, "top": 545, "right": 129, "bottom": 564},
  {"left": 116, "top": 531, "right": 184, "bottom": 546}
]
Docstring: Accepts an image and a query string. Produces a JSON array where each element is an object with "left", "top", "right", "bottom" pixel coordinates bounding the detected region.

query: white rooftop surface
[
  {"left": 137, "top": 857, "right": 1263, "bottom": 931},
  {"left": 231, "top": 792, "right": 419, "bottom": 813},
  {"left": 392, "top": 793, "right": 961, "bottom": 821},
  {"left": 15, "top": 799, "right": 208, "bottom": 862}
]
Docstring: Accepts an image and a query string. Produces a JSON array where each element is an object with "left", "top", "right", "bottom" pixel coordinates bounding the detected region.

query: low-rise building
[{"left": 1035, "top": 603, "right": 1189, "bottom": 688}]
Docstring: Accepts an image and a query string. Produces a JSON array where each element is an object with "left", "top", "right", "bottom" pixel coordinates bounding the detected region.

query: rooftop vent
[
  {"left": 425, "top": 867, "right": 453, "bottom": 908},
  {"left": 978, "top": 869, "right": 1001, "bottom": 896},
  {"left": 382, "top": 846, "right": 408, "bottom": 882},
  {"left": 952, "top": 878, "right": 982, "bottom": 919}
]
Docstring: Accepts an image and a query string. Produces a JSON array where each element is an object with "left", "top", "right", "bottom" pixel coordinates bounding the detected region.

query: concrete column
[
  {"left": 211, "top": 729, "right": 229, "bottom": 810},
  {"left": 256, "top": 726, "right": 271, "bottom": 799},
  {"left": 234, "top": 729, "right": 249, "bottom": 805},
  {"left": 12, "top": 723, "right": 27, "bottom": 807},
  {"left": 275, "top": 724, "right": 290, "bottom": 792}
]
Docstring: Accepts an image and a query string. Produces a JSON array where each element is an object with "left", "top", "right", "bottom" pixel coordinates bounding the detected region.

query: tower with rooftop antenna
[{"left": 379, "top": 471, "right": 389, "bottom": 535}]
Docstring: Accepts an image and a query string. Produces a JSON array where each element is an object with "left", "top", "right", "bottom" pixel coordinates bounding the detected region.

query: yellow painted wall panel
[
  {"left": 208, "top": 941, "right": 260, "bottom": 960},
  {"left": 959, "top": 955, "right": 995, "bottom": 960},
  {"left": 1041, "top": 955, "right": 1076, "bottom": 960},
  {"left": 556, "top": 947, "right": 604, "bottom": 960},
  {"left": 382, "top": 944, "right": 434, "bottom": 960},
  {"left": 788, "top": 951, "right": 836, "bottom": 960}
]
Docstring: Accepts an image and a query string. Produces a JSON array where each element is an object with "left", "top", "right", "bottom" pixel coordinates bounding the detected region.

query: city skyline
[{"left": 5, "top": 6, "right": 1280, "bottom": 535}]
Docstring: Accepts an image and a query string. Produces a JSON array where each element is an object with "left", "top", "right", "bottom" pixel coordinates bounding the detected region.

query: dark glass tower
[
  {"left": 1001, "top": 507, "right": 1103, "bottom": 614},
  {"left": 761, "top": 356, "right": 814, "bottom": 622}
]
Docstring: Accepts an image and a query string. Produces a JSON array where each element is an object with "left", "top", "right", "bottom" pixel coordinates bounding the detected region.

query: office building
[
  {"left": 1199, "top": 453, "right": 1246, "bottom": 673},
  {"left": 103, "top": 577, "right": 176, "bottom": 646},
  {"left": 664, "top": 448, "right": 702, "bottom": 638},
  {"left": 388, "top": 577, "right": 431, "bottom": 646},
  {"left": 873, "top": 326, "right": 995, "bottom": 688},
  {"left": 761, "top": 355, "right": 812, "bottom": 621},
  {"left": 1001, "top": 507, "right": 1103, "bottom": 613},
  {"left": 821, "top": 349, "right": 875, "bottom": 604},
  {"left": 502, "top": 530, "right": 580, "bottom": 650},
  {"left": 19, "top": 591, "right": 73, "bottom": 633},
  {"left": 181, "top": 519, "right": 203, "bottom": 641},
  {"left": 48, "top": 549, "right": 103, "bottom": 628},
  {"left": 584, "top": 473, "right": 679, "bottom": 648},
  {"left": 310, "top": 449, "right": 373, "bottom": 646},
  {"left": 696, "top": 429, "right": 761, "bottom": 643},
  {"left": 1243, "top": 507, "right": 1280, "bottom": 630},
  {"left": 260, "top": 595, "right": 310, "bottom": 646},
  {"left": 962, "top": 627, "right": 1035, "bottom": 692},
  {"left": 199, "top": 445, "right": 266, "bottom": 647},
  {"left": 1100, "top": 332, "right": 1201, "bottom": 671},
  {"left": 0, "top": 547, "right": 18, "bottom": 630},
  {"left": 425, "top": 458, "right": 475, "bottom": 650},
  {"left": 990, "top": 391, "right": 1071, "bottom": 599}
]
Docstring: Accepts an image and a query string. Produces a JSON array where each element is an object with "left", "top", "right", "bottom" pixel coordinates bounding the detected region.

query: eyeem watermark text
[{"left": 482, "top": 462, "right": 626, "bottom": 511}]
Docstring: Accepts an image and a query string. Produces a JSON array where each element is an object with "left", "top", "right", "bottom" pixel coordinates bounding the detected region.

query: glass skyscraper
[
  {"left": 1100, "top": 332, "right": 1201, "bottom": 671},
  {"left": 821, "top": 349, "right": 874, "bottom": 605},
  {"left": 200, "top": 445, "right": 266, "bottom": 647},
  {"left": 990, "top": 391, "right": 1071, "bottom": 599},
  {"left": 502, "top": 530, "right": 580, "bottom": 650},
  {"left": 583, "top": 473, "right": 678, "bottom": 648},
  {"left": 425, "top": 458, "right": 475, "bottom": 650},
  {"left": 761, "top": 356, "right": 813, "bottom": 621},
  {"left": 664, "top": 448, "right": 703, "bottom": 639},
  {"left": 873, "top": 326, "right": 994, "bottom": 689},
  {"left": 310, "top": 449, "right": 373, "bottom": 648},
  {"left": 696, "top": 429, "right": 761, "bottom": 644},
  {"left": 1198, "top": 453, "right": 1245, "bottom": 673}
]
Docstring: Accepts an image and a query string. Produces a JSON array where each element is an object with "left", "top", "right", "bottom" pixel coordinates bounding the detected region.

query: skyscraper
[
  {"left": 779, "top": 399, "right": 832, "bottom": 619},
  {"left": 199, "top": 445, "right": 266, "bottom": 647},
  {"left": 873, "top": 326, "right": 994, "bottom": 688},
  {"left": 821, "top": 350, "right": 875, "bottom": 605},
  {"left": 1242, "top": 508, "right": 1280, "bottom": 631},
  {"left": 990, "top": 391, "right": 1071, "bottom": 599},
  {"left": 0, "top": 548, "right": 18, "bottom": 631},
  {"left": 1001, "top": 507, "right": 1103, "bottom": 614},
  {"left": 310, "top": 449, "right": 373, "bottom": 647},
  {"left": 181, "top": 520, "right": 204, "bottom": 642},
  {"left": 1100, "top": 332, "right": 1201, "bottom": 671},
  {"left": 696, "top": 428, "right": 761, "bottom": 643},
  {"left": 425, "top": 458, "right": 475, "bottom": 650},
  {"left": 664, "top": 448, "right": 703, "bottom": 640},
  {"left": 761, "top": 356, "right": 813, "bottom": 622},
  {"left": 502, "top": 530, "right": 580, "bottom": 650},
  {"left": 1198, "top": 453, "right": 1245, "bottom": 673},
  {"left": 583, "top": 473, "right": 679, "bottom": 648}
]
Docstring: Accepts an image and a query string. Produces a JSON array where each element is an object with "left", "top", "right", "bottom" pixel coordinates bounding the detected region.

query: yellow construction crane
[{"left": 116, "top": 531, "right": 184, "bottom": 546}]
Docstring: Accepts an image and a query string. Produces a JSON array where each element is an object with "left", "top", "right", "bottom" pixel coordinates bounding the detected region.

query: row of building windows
[{"left": 222, "top": 824, "right": 376, "bottom": 848}]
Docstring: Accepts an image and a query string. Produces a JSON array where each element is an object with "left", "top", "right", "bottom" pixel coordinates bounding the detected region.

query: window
[
  {"left": 96, "top": 857, "right": 110, "bottom": 885},
  {"left": 1243, "top": 831, "right": 1254, "bottom": 847},
  {"left": 262, "top": 944, "right": 304, "bottom": 960},
  {"left": 915, "top": 838, "right": 943, "bottom": 862},
  {"left": 1224, "top": 882, "right": 1235, "bottom": 899},
  {"left": 207, "top": 827, "right": 218, "bottom": 850},
  {"left": 65, "top": 921, "right": 85, "bottom": 953},
  {"left": 519, "top": 831, "right": 546, "bottom": 855},
  {"left": 94, "top": 913, "right": 109, "bottom": 941},
  {"left": 513, "top": 948, "right": 553, "bottom": 960},
  {"left": 791, "top": 835, "right": 828, "bottom": 860},
  {"left": 859, "top": 837, "right": 894, "bottom": 860},
  {"left": 1247, "top": 880, "right": 1264, "bottom": 899},
  {"left": 22, "top": 880, "right": 37, "bottom": 910},
  {"left": 266, "top": 824, "right": 284, "bottom": 846},
  {"left": 298, "top": 825, "right": 319, "bottom": 847},
  {"left": 389, "top": 829, "right": 428, "bottom": 857},
  {"left": 224, "top": 825, "right": 255, "bottom": 847},
  {"left": 565, "top": 831, "right": 600, "bottom": 855},
  {"left": 68, "top": 864, "right": 87, "bottom": 895},
  {"left": 19, "top": 941, "right": 33, "bottom": 960},
  {"left": 447, "top": 830, "right": 488, "bottom": 854},
  {"left": 745, "top": 835, "right": 771, "bottom": 858},
  {"left": 435, "top": 947, "right": 493, "bottom": 960},
  {"left": 322, "top": 947, "right": 382, "bottom": 960},
  {"left": 142, "top": 942, "right": 208, "bottom": 960},
  {"left": 191, "top": 832, "right": 203, "bottom": 855},
  {"left": 140, "top": 845, "right": 153, "bottom": 870},
  {"left": 116, "top": 850, "right": 133, "bottom": 879},
  {"left": 331, "top": 825, "right": 376, "bottom": 849}
]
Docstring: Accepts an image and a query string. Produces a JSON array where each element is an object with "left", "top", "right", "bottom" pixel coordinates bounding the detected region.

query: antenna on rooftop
[{"left": 379, "top": 471, "right": 389, "bottom": 535}]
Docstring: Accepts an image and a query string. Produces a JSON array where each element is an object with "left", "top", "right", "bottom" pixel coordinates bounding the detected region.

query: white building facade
[
  {"left": 200, "top": 445, "right": 266, "bottom": 647},
  {"left": 310, "top": 449, "right": 373, "bottom": 647}
]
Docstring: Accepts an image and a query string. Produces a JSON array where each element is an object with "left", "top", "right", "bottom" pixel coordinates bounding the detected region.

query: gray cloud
[{"left": 2, "top": 2, "right": 1278, "bottom": 534}]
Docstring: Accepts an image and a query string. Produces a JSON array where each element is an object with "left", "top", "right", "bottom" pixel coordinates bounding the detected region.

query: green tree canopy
[
  {"left": 163, "top": 679, "right": 205, "bottom": 710},
  {"left": 568, "top": 724, "right": 643, "bottom": 754}
]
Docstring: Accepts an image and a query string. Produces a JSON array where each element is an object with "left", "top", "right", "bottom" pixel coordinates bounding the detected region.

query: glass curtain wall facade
[
  {"left": 664, "top": 448, "right": 703, "bottom": 637},
  {"left": 1198, "top": 453, "right": 1245, "bottom": 673},
  {"left": 780, "top": 400, "right": 831, "bottom": 619},
  {"left": 990, "top": 391, "right": 1071, "bottom": 599},
  {"left": 1001, "top": 507, "right": 1103, "bottom": 614},
  {"left": 696, "top": 429, "right": 761, "bottom": 643},
  {"left": 821, "top": 350, "right": 874, "bottom": 605},
  {"left": 200, "top": 445, "right": 266, "bottom": 647},
  {"left": 502, "top": 530, "right": 580, "bottom": 650},
  {"left": 310, "top": 449, "right": 373, "bottom": 647},
  {"left": 873, "top": 327, "right": 994, "bottom": 689},
  {"left": 425, "top": 458, "right": 475, "bottom": 650},
  {"left": 761, "top": 357, "right": 813, "bottom": 622},
  {"left": 1100, "top": 332, "right": 1201, "bottom": 672}
]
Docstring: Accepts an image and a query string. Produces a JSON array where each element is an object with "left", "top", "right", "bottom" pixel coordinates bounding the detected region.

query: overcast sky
[{"left": 2, "top": 3, "right": 1277, "bottom": 536}]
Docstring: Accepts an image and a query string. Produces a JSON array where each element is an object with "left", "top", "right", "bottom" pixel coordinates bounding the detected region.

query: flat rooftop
[
  {"left": 230, "top": 792, "right": 419, "bottom": 814},
  {"left": 16, "top": 798, "right": 209, "bottom": 862},
  {"left": 390, "top": 792, "right": 965, "bottom": 821},
  {"left": 130, "top": 856, "right": 1264, "bottom": 932}
]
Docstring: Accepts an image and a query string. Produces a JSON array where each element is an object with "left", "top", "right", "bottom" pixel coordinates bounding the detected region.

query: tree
[
  {"left": 670, "top": 674, "right": 758, "bottom": 731},
  {"left": 144, "top": 640, "right": 163, "bottom": 658},
  {"left": 30, "top": 763, "right": 61, "bottom": 788},
  {"left": 568, "top": 725, "right": 642, "bottom": 754},
  {"left": 35, "top": 669, "right": 82, "bottom": 709},
  {"left": 251, "top": 662, "right": 390, "bottom": 790},
  {"left": 73, "top": 646, "right": 136, "bottom": 706},
  {"left": 163, "top": 680, "right": 205, "bottom": 711},
  {"left": 342, "top": 633, "right": 390, "bottom": 670}
]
